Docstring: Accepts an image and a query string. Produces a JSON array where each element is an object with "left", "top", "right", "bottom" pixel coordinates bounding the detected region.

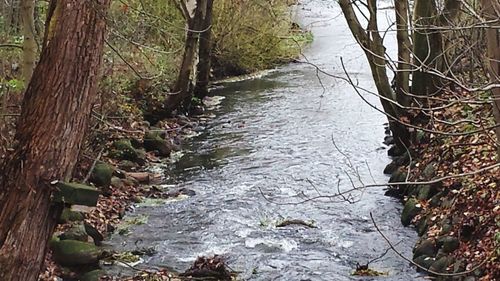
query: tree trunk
[
  {"left": 394, "top": 0, "right": 411, "bottom": 107},
  {"left": 480, "top": 0, "right": 500, "bottom": 157},
  {"left": 164, "top": 0, "right": 204, "bottom": 114},
  {"left": 339, "top": 0, "right": 411, "bottom": 151},
  {"left": 0, "top": 0, "right": 110, "bottom": 280},
  {"left": 411, "top": 0, "right": 441, "bottom": 98},
  {"left": 20, "top": 0, "right": 37, "bottom": 83},
  {"left": 194, "top": 0, "right": 214, "bottom": 99}
]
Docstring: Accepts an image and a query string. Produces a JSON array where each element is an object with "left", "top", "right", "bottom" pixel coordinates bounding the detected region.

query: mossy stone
[
  {"left": 413, "top": 239, "right": 436, "bottom": 259},
  {"left": 413, "top": 255, "right": 435, "bottom": 270},
  {"left": 417, "top": 217, "right": 429, "bottom": 236},
  {"left": 90, "top": 163, "right": 114, "bottom": 187},
  {"left": 59, "top": 208, "right": 85, "bottom": 223},
  {"left": 51, "top": 240, "right": 102, "bottom": 266},
  {"left": 417, "top": 184, "right": 432, "bottom": 200},
  {"left": 437, "top": 236, "right": 460, "bottom": 253},
  {"left": 110, "top": 139, "right": 138, "bottom": 161},
  {"left": 143, "top": 130, "right": 172, "bottom": 157},
  {"left": 430, "top": 256, "right": 453, "bottom": 273},
  {"left": 401, "top": 198, "right": 421, "bottom": 226},
  {"left": 59, "top": 224, "right": 88, "bottom": 242}
]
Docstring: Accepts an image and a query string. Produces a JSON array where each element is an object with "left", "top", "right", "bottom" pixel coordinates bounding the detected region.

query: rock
[
  {"left": 440, "top": 223, "right": 453, "bottom": 235},
  {"left": 388, "top": 145, "right": 404, "bottom": 157},
  {"left": 90, "top": 163, "right": 114, "bottom": 187},
  {"left": 59, "top": 224, "right": 88, "bottom": 242},
  {"left": 430, "top": 256, "right": 453, "bottom": 273},
  {"left": 394, "top": 151, "right": 411, "bottom": 166},
  {"left": 417, "top": 217, "right": 429, "bottom": 236},
  {"left": 417, "top": 184, "right": 432, "bottom": 200},
  {"left": 143, "top": 130, "right": 172, "bottom": 157},
  {"left": 59, "top": 208, "right": 85, "bottom": 223},
  {"left": 110, "top": 177, "right": 125, "bottom": 189},
  {"left": 401, "top": 198, "right": 421, "bottom": 226},
  {"left": 52, "top": 182, "right": 100, "bottom": 207},
  {"left": 110, "top": 139, "right": 138, "bottom": 161},
  {"left": 79, "top": 270, "right": 103, "bottom": 281},
  {"left": 118, "top": 160, "right": 138, "bottom": 172},
  {"left": 429, "top": 191, "right": 445, "bottom": 207},
  {"left": 413, "top": 255, "right": 435, "bottom": 271},
  {"left": 413, "top": 239, "right": 437, "bottom": 259},
  {"left": 437, "top": 236, "right": 460, "bottom": 253},
  {"left": 387, "top": 169, "right": 409, "bottom": 197},
  {"left": 383, "top": 161, "right": 398, "bottom": 175},
  {"left": 383, "top": 135, "right": 395, "bottom": 145},
  {"left": 422, "top": 162, "right": 436, "bottom": 179},
  {"left": 50, "top": 240, "right": 102, "bottom": 266}
]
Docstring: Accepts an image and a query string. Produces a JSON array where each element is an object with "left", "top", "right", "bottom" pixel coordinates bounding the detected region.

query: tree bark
[
  {"left": 339, "top": 0, "right": 410, "bottom": 150},
  {"left": 164, "top": 0, "right": 204, "bottom": 114},
  {"left": 480, "top": 0, "right": 500, "bottom": 157},
  {"left": 411, "top": 0, "right": 441, "bottom": 98},
  {"left": 194, "top": 0, "right": 214, "bottom": 99},
  {"left": 20, "top": 0, "right": 36, "bottom": 83},
  {"left": 0, "top": 0, "right": 110, "bottom": 280},
  {"left": 395, "top": 0, "right": 411, "bottom": 107}
]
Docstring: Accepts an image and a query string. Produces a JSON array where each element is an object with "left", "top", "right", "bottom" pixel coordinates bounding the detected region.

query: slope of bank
[{"left": 385, "top": 90, "right": 499, "bottom": 281}]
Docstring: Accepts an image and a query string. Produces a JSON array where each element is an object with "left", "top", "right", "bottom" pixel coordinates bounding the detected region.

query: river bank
[{"left": 385, "top": 88, "right": 499, "bottom": 281}]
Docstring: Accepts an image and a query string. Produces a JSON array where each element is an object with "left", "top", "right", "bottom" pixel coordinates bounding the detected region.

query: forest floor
[{"left": 386, "top": 88, "right": 499, "bottom": 281}]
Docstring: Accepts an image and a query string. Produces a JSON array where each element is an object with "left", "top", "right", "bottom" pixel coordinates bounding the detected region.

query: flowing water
[{"left": 109, "top": 1, "right": 425, "bottom": 280}]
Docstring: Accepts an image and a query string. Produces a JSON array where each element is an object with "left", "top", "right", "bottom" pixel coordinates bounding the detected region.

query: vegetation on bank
[
  {"left": 0, "top": 0, "right": 310, "bottom": 280},
  {"left": 339, "top": 0, "right": 499, "bottom": 280}
]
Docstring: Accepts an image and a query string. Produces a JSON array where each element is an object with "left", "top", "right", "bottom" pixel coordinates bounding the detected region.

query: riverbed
[{"left": 109, "top": 1, "right": 425, "bottom": 280}]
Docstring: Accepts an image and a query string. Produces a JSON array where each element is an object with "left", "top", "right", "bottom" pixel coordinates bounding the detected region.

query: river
[{"left": 109, "top": 1, "right": 425, "bottom": 280}]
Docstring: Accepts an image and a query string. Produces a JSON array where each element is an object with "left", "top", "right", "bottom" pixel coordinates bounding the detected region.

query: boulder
[
  {"left": 52, "top": 182, "right": 99, "bottom": 207},
  {"left": 422, "top": 162, "right": 436, "bottom": 179},
  {"left": 50, "top": 240, "right": 102, "bottom": 266},
  {"left": 110, "top": 139, "right": 138, "bottom": 161},
  {"left": 417, "top": 185, "right": 432, "bottom": 200},
  {"left": 59, "top": 208, "right": 85, "bottom": 223},
  {"left": 383, "top": 161, "right": 398, "bottom": 175},
  {"left": 417, "top": 216, "right": 429, "bottom": 236},
  {"left": 430, "top": 256, "right": 453, "bottom": 273},
  {"left": 143, "top": 130, "right": 173, "bottom": 157},
  {"left": 413, "top": 239, "right": 437, "bottom": 259},
  {"left": 437, "top": 236, "right": 460, "bottom": 253},
  {"left": 413, "top": 255, "right": 435, "bottom": 270},
  {"left": 401, "top": 198, "right": 421, "bottom": 226},
  {"left": 59, "top": 224, "right": 88, "bottom": 242},
  {"left": 90, "top": 163, "right": 114, "bottom": 187}
]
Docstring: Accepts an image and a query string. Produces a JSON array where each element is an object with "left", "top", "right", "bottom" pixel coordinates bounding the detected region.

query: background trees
[{"left": 339, "top": 0, "right": 500, "bottom": 159}]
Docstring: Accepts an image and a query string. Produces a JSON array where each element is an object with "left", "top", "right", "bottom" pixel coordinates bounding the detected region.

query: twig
[{"left": 83, "top": 148, "right": 105, "bottom": 184}]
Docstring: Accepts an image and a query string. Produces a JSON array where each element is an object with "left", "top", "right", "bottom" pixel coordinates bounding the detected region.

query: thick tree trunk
[
  {"left": 165, "top": 0, "right": 204, "bottom": 114},
  {"left": 480, "top": 0, "right": 500, "bottom": 157},
  {"left": 194, "top": 0, "right": 214, "bottom": 99},
  {"left": 411, "top": 0, "right": 441, "bottom": 98},
  {"left": 394, "top": 0, "right": 411, "bottom": 107},
  {"left": 20, "top": 0, "right": 36, "bottom": 83},
  {"left": 0, "top": 0, "right": 110, "bottom": 280}
]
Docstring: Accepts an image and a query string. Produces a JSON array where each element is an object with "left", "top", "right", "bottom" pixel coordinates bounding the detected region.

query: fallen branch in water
[{"left": 276, "top": 219, "right": 317, "bottom": 228}]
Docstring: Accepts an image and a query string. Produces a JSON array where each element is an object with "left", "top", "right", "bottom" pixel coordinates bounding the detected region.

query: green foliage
[{"left": 212, "top": 0, "right": 308, "bottom": 77}]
